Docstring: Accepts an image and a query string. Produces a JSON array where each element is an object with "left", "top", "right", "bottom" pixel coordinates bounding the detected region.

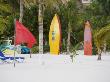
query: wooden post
[
  {"left": 14, "top": 19, "right": 16, "bottom": 67},
  {"left": 30, "top": 49, "right": 32, "bottom": 58}
]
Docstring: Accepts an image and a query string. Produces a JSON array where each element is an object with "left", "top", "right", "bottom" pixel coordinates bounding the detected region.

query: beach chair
[{"left": 0, "top": 51, "right": 24, "bottom": 63}]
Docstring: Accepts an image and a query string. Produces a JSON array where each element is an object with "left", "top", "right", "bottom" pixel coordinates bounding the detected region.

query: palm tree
[
  {"left": 94, "top": 24, "right": 110, "bottom": 60},
  {"left": 19, "top": 0, "right": 24, "bottom": 23},
  {"left": 65, "top": 0, "right": 78, "bottom": 54},
  {"left": 67, "top": 22, "right": 71, "bottom": 54},
  {"left": 38, "top": 0, "right": 43, "bottom": 54}
]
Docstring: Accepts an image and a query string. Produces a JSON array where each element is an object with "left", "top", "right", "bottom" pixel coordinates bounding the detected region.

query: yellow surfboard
[{"left": 49, "top": 14, "right": 61, "bottom": 55}]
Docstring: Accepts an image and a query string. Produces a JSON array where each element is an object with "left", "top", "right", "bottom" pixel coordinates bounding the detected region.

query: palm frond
[
  {"left": 0, "top": 3, "right": 13, "bottom": 14},
  {"left": 94, "top": 24, "right": 110, "bottom": 49}
]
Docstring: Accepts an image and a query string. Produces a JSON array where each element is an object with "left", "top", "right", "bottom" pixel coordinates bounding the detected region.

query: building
[{"left": 81, "top": 0, "right": 92, "bottom": 4}]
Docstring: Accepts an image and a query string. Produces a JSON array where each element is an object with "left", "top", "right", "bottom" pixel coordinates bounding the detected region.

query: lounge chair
[{"left": 0, "top": 51, "right": 24, "bottom": 63}]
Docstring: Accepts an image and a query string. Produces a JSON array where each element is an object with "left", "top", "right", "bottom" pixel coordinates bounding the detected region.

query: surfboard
[
  {"left": 49, "top": 14, "right": 61, "bottom": 55},
  {"left": 84, "top": 20, "right": 92, "bottom": 55}
]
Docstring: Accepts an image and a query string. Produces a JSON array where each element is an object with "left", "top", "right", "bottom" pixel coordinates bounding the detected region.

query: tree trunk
[
  {"left": 19, "top": 0, "right": 24, "bottom": 23},
  {"left": 67, "top": 22, "right": 71, "bottom": 55},
  {"left": 38, "top": 0, "right": 43, "bottom": 54},
  {"left": 103, "top": 41, "right": 106, "bottom": 54},
  {"left": 97, "top": 48, "right": 101, "bottom": 60}
]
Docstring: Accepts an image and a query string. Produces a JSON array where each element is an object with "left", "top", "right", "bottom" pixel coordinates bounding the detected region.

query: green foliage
[
  {"left": 23, "top": 5, "right": 38, "bottom": 39},
  {"left": 59, "top": 0, "right": 78, "bottom": 29},
  {"left": 0, "top": 2, "right": 13, "bottom": 15},
  {"left": 0, "top": 16, "right": 6, "bottom": 34},
  {"left": 94, "top": 24, "right": 110, "bottom": 52},
  {"left": 0, "top": 0, "right": 19, "bottom": 38},
  {"left": 59, "top": 0, "right": 82, "bottom": 48},
  {"left": 31, "top": 45, "right": 39, "bottom": 53},
  {"left": 43, "top": 45, "right": 49, "bottom": 53},
  {"left": 96, "top": 0, "right": 110, "bottom": 15},
  {"left": 83, "top": 0, "right": 110, "bottom": 29}
]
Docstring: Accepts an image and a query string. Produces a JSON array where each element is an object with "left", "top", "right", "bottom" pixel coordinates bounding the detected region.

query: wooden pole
[
  {"left": 30, "top": 49, "right": 32, "bottom": 58},
  {"left": 14, "top": 19, "right": 16, "bottom": 67}
]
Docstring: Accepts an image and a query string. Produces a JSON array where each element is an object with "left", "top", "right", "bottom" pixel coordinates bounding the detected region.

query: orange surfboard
[{"left": 49, "top": 14, "right": 61, "bottom": 55}]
